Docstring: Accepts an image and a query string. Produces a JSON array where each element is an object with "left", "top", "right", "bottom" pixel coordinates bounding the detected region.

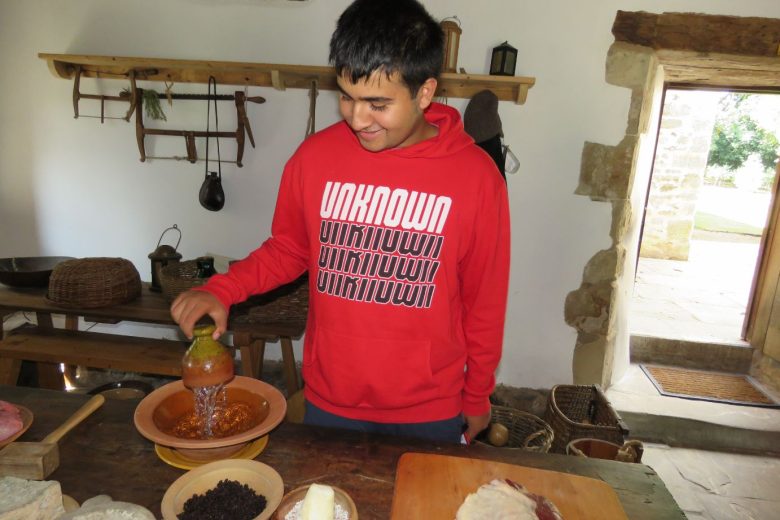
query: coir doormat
[{"left": 640, "top": 364, "right": 780, "bottom": 407}]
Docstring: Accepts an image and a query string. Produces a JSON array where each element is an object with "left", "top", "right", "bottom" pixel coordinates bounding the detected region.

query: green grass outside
[{"left": 694, "top": 212, "right": 764, "bottom": 236}]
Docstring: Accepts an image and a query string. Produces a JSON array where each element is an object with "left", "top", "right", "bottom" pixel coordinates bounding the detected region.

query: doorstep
[
  {"left": 630, "top": 334, "right": 753, "bottom": 373},
  {"left": 606, "top": 364, "right": 780, "bottom": 455}
]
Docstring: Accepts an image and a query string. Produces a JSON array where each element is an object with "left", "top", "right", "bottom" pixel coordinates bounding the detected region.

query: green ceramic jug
[{"left": 181, "top": 325, "right": 234, "bottom": 388}]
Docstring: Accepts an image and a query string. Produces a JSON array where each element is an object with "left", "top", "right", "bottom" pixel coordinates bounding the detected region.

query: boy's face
[{"left": 336, "top": 70, "right": 437, "bottom": 152}]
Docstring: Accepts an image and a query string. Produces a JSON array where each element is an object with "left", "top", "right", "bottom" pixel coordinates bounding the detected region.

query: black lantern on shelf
[{"left": 490, "top": 41, "right": 517, "bottom": 76}]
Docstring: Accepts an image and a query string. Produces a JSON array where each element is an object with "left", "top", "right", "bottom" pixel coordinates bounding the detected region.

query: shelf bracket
[
  {"left": 516, "top": 84, "right": 529, "bottom": 105},
  {"left": 271, "top": 70, "right": 286, "bottom": 91}
]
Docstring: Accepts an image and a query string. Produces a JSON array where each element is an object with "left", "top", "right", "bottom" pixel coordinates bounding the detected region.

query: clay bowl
[
  {"left": 273, "top": 485, "right": 358, "bottom": 520},
  {"left": 134, "top": 376, "right": 286, "bottom": 461},
  {"left": 161, "top": 459, "right": 284, "bottom": 520}
]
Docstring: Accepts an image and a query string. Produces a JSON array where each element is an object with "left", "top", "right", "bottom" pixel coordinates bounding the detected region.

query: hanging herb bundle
[
  {"left": 142, "top": 89, "right": 167, "bottom": 121},
  {"left": 120, "top": 87, "right": 168, "bottom": 121}
]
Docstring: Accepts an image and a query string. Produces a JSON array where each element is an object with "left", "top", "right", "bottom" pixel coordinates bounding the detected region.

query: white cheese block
[
  {"left": 0, "top": 476, "right": 65, "bottom": 520},
  {"left": 299, "top": 483, "right": 335, "bottom": 520}
]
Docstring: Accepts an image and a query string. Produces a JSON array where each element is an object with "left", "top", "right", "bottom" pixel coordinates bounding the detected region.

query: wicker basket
[
  {"left": 46, "top": 257, "right": 141, "bottom": 308},
  {"left": 159, "top": 260, "right": 208, "bottom": 302},
  {"left": 475, "top": 405, "right": 554, "bottom": 452},
  {"left": 544, "top": 385, "right": 629, "bottom": 454}
]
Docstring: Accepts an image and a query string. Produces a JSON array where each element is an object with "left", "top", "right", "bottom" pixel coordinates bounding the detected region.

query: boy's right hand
[{"left": 170, "top": 290, "right": 228, "bottom": 340}]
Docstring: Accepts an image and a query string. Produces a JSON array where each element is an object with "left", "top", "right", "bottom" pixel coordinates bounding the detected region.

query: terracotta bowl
[
  {"left": 273, "top": 485, "right": 358, "bottom": 520},
  {"left": 134, "top": 376, "right": 286, "bottom": 460},
  {"left": 161, "top": 459, "right": 284, "bottom": 520}
]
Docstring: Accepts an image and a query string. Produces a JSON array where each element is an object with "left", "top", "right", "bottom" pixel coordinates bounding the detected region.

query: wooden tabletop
[{"left": 0, "top": 386, "right": 685, "bottom": 519}]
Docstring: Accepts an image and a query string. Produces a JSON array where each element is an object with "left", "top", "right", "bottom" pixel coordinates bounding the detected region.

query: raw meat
[{"left": 0, "top": 400, "right": 23, "bottom": 442}]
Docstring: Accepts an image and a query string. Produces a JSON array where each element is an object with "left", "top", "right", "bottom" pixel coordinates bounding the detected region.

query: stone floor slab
[{"left": 642, "top": 444, "right": 780, "bottom": 520}]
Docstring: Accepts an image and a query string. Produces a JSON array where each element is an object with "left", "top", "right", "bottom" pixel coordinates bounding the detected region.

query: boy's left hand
[{"left": 463, "top": 411, "right": 491, "bottom": 443}]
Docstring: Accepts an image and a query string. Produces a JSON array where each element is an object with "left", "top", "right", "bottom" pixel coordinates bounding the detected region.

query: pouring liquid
[{"left": 193, "top": 384, "right": 228, "bottom": 438}]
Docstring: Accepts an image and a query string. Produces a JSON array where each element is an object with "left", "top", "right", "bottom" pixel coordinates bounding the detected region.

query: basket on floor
[
  {"left": 159, "top": 260, "right": 207, "bottom": 302},
  {"left": 46, "top": 257, "right": 141, "bottom": 308},
  {"left": 544, "top": 384, "right": 629, "bottom": 454},
  {"left": 475, "top": 405, "right": 554, "bottom": 452}
]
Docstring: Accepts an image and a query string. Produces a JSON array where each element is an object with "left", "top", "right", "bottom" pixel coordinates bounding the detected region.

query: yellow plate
[
  {"left": 155, "top": 435, "right": 269, "bottom": 470},
  {"left": 62, "top": 494, "right": 79, "bottom": 512}
]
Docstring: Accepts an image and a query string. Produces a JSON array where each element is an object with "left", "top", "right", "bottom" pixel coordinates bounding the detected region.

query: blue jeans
[{"left": 304, "top": 401, "right": 464, "bottom": 443}]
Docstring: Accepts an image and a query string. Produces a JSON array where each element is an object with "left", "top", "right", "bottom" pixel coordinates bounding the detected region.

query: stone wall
[
  {"left": 640, "top": 91, "right": 719, "bottom": 260},
  {"left": 566, "top": 43, "right": 659, "bottom": 387}
]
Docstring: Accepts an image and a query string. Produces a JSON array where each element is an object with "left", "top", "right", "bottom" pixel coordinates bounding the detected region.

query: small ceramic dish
[
  {"left": 62, "top": 495, "right": 79, "bottom": 513},
  {"left": 161, "top": 459, "right": 284, "bottom": 520},
  {"left": 0, "top": 404, "right": 33, "bottom": 448},
  {"left": 273, "top": 485, "right": 358, "bottom": 520}
]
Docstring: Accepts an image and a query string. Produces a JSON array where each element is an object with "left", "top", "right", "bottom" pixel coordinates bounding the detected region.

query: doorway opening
[{"left": 631, "top": 87, "right": 780, "bottom": 345}]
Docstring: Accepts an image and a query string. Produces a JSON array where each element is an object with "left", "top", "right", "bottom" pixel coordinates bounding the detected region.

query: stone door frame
[{"left": 564, "top": 11, "right": 780, "bottom": 387}]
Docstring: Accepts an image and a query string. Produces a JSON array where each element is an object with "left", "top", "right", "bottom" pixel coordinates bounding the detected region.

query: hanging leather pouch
[{"left": 199, "top": 171, "right": 224, "bottom": 211}]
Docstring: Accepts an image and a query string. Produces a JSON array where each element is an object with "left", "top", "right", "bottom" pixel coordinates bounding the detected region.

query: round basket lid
[{"left": 46, "top": 257, "right": 142, "bottom": 308}]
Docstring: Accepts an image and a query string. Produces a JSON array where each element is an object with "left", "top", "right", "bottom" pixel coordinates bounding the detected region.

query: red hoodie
[{"left": 199, "top": 102, "right": 510, "bottom": 423}]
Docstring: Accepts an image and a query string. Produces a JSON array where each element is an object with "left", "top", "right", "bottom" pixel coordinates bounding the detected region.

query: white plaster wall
[{"left": 1, "top": 0, "right": 779, "bottom": 389}]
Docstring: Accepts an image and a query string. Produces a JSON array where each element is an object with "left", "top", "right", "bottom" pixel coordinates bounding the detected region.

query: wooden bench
[
  {"left": 0, "top": 326, "right": 188, "bottom": 386},
  {"left": 0, "top": 280, "right": 307, "bottom": 394}
]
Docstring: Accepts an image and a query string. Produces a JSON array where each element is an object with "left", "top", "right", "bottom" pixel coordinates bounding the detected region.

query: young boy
[{"left": 171, "top": 0, "right": 510, "bottom": 443}]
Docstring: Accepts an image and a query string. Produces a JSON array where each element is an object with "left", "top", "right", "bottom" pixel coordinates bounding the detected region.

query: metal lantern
[
  {"left": 440, "top": 19, "right": 462, "bottom": 73},
  {"left": 490, "top": 41, "right": 518, "bottom": 76},
  {"left": 148, "top": 224, "right": 182, "bottom": 292}
]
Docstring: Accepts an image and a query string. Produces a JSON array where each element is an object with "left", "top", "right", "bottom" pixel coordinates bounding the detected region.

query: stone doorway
[
  {"left": 632, "top": 88, "right": 779, "bottom": 346},
  {"left": 564, "top": 11, "right": 780, "bottom": 389}
]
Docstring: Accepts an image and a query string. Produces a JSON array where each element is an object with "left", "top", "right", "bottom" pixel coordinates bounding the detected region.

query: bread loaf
[
  {"left": 56, "top": 495, "right": 156, "bottom": 520},
  {"left": 0, "top": 476, "right": 65, "bottom": 520},
  {"left": 456, "top": 479, "right": 563, "bottom": 520}
]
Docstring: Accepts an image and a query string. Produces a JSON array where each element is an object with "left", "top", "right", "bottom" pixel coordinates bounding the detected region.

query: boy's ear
[{"left": 416, "top": 78, "right": 438, "bottom": 110}]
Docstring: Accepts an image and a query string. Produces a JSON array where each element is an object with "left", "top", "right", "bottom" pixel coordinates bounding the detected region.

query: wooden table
[
  {"left": 0, "top": 386, "right": 685, "bottom": 519},
  {"left": 0, "top": 280, "right": 307, "bottom": 394}
]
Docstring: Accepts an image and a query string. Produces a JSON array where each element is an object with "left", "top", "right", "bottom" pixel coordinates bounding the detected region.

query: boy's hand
[
  {"left": 463, "top": 410, "right": 491, "bottom": 443},
  {"left": 170, "top": 290, "right": 228, "bottom": 340}
]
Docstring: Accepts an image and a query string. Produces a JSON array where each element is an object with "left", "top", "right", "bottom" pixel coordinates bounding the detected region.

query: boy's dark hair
[{"left": 329, "top": 0, "right": 444, "bottom": 97}]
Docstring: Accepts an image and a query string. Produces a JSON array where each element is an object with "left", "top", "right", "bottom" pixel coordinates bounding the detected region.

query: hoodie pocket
[{"left": 307, "top": 326, "right": 437, "bottom": 409}]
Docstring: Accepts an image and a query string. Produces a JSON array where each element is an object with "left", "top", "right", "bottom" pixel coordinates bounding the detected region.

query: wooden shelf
[{"left": 39, "top": 53, "right": 535, "bottom": 105}]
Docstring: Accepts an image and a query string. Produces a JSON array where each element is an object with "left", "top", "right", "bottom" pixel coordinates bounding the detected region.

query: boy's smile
[{"left": 336, "top": 71, "right": 438, "bottom": 152}]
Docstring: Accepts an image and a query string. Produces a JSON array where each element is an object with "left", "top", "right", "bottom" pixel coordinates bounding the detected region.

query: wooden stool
[{"left": 234, "top": 330, "right": 300, "bottom": 396}]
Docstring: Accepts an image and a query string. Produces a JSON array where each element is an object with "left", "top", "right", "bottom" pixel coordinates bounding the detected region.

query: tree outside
[{"left": 705, "top": 92, "right": 780, "bottom": 191}]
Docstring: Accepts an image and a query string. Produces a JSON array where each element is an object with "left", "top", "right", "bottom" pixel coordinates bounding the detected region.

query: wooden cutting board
[{"left": 390, "top": 453, "right": 628, "bottom": 519}]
